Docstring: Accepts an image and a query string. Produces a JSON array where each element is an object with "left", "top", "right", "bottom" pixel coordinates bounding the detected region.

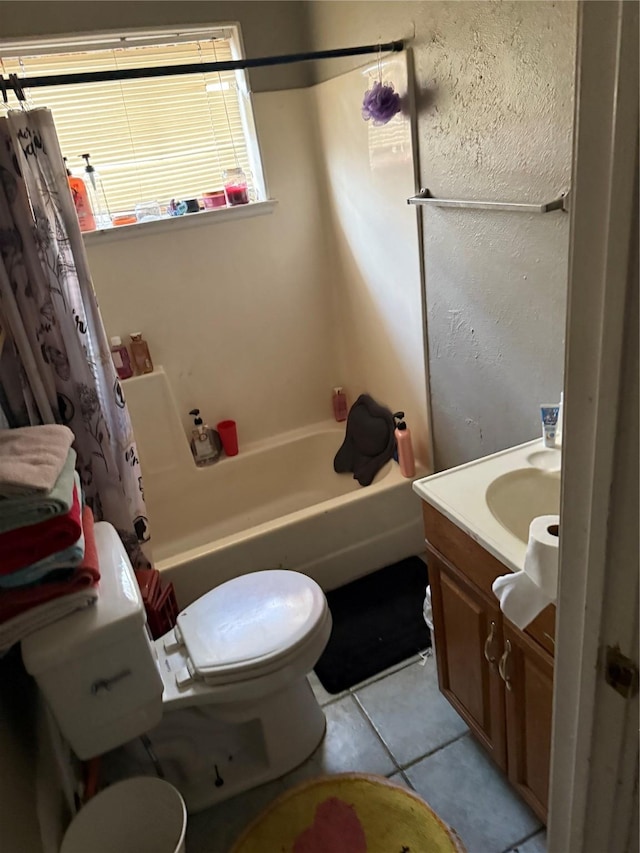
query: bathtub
[{"left": 143, "top": 422, "right": 427, "bottom": 607}]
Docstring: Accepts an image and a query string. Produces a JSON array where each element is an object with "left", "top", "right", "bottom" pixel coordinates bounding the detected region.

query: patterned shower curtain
[{"left": 0, "top": 107, "right": 150, "bottom": 567}]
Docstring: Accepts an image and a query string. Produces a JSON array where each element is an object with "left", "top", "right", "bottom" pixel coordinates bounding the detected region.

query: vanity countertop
[{"left": 412, "top": 439, "right": 561, "bottom": 574}]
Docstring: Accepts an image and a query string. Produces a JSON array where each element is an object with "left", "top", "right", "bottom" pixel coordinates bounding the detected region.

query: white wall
[
  {"left": 306, "top": 1, "right": 577, "bottom": 469},
  {"left": 87, "top": 88, "right": 338, "bottom": 447},
  {"left": 312, "top": 53, "right": 431, "bottom": 467}
]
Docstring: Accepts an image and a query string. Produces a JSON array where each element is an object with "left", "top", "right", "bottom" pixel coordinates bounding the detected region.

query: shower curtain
[{"left": 0, "top": 108, "right": 150, "bottom": 567}]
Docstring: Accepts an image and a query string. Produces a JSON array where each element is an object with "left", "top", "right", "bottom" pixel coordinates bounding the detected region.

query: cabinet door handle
[
  {"left": 484, "top": 620, "right": 498, "bottom": 665},
  {"left": 499, "top": 640, "right": 513, "bottom": 691}
]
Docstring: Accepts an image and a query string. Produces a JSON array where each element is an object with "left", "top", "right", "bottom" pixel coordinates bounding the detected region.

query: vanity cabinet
[
  {"left": 502, "top": 621, "right": 554, "bottom": 819},
  {"left": 422, "top": 502, "right": 555, "bottom": 824},
  {"left": 429, "top": 552, "right": 507, "bottom": 770}
]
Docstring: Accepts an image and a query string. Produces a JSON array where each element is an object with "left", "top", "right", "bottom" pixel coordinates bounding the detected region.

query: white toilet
[{"left": 21, "top": 522, "right": 332, "bottom": 812}]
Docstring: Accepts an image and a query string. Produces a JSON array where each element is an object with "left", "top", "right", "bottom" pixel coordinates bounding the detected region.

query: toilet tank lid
[{"left": 21, "top": 523, "right": 146, "bottom": 676}]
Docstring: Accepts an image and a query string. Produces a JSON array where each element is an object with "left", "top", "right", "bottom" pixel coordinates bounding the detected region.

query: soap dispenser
[
  {"left": 393, "top": 411, "right": 416, "bottom": 478},
  {"left": 189, "top": 409, "right": 222, "bottom": 466}
]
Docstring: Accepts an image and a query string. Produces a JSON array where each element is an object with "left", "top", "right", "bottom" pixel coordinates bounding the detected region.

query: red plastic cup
[{"left": 217, "top": 420, "right": 238, "bottom": 456}]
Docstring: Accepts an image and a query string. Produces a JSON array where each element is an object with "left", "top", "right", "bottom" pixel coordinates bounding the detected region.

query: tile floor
[{"left": 186, "top": 653, "right": 547, "bottom": 853}]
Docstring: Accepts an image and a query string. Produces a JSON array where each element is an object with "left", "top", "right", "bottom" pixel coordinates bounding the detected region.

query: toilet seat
[{"left": 170, "top": 570, "right": 329, "bottom": 687}]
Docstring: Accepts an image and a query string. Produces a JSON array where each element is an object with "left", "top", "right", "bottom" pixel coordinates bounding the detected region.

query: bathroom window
[{"left": 0, "top": 27, "right": 266, "bottom": 220}]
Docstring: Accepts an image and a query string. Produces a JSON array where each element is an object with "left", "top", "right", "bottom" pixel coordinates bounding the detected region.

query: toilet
[{"left": 21, "top": 522, "right": 332, "bottom": 812}]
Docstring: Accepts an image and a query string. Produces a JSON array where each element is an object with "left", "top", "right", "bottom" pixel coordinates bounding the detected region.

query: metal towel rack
[{"left": 407, "top": 188, "right": 570, "bottom": 213}]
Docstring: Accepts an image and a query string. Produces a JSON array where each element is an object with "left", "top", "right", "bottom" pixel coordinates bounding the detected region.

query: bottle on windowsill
[
  {"left": 222, "top": 167, "right": 250, "bottom": 206},
  {"left": 65, "top": 157, "right": 95, "bottom": 233}
]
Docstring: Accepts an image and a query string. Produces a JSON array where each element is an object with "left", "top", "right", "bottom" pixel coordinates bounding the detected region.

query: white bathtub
[{"left": 143, "top": 422, "right": 427, "bottom": 607}]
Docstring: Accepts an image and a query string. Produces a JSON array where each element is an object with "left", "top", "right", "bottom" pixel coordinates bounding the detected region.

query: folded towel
[
  {"left": 0, "top": 507, "right": 99, "bottom": 627},
  {"left": 0, "top": 425, "right": 75, "bottom": 497},
  {"left": 0, "top": 449, "right": 77, "bottom": 533},
  {"left": 0, "top": 589, "right": 97, "bottom": 653},
  {"left": 0, "top": 473, "right": 82, "bottom": 575},
  {"left": 0, "top": 520, "right": 86, "bottom": 589}
]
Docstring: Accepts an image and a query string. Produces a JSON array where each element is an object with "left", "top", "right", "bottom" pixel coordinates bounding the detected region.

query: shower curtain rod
[{"left": 1, "top": 40, "right": 404, "bottom": 94}]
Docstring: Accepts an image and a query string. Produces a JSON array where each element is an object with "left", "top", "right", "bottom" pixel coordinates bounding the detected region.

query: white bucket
[{"left": 60, "top": 777, "right": 187, "bottom": 853}]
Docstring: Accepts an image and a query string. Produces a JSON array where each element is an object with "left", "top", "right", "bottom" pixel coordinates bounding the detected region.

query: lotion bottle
[
  {"left": 394, "top": 411, "right": 415, "bottom": 478},
  {"left": 189, "top": 409, "right": 222, "bottom": 466}
]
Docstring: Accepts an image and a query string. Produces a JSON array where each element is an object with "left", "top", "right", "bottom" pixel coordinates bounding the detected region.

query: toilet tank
[{"left": 21, "top": 522, "right": 164, "bottom": 760}]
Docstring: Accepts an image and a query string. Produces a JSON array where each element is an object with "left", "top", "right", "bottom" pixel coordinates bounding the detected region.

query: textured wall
[
  {"left": 0, "top": 0, "right": 312, "bottom": 91},
  {"left": 307, "top": 1, "right": 577, "bottom": 468}
]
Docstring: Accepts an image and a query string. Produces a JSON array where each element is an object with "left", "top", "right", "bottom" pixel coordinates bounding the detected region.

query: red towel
[
  {"left": 0, "top": 506, "right": 100, "bottom": 623},
  {"left": 0, "top": 483, "right": 82, "bottom": 575}
]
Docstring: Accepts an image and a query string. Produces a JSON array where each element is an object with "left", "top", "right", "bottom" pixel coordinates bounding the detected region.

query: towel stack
[{"left": 0, "top": 426, "right": 100, "bottom": 652}]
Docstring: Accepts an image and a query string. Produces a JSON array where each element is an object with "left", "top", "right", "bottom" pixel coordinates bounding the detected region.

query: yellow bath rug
[{"left": 230, "top": 773, "right": 465, "bottom": 853}]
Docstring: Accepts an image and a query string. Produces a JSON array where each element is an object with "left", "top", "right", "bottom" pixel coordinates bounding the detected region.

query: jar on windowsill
[{"left": 222, "top": 167, "right": 250, "bottom": 206}]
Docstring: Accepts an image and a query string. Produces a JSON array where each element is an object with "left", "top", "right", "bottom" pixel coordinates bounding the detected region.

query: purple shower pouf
[{"left": 361, "top": 81, "right": 402, "bottom": 126}]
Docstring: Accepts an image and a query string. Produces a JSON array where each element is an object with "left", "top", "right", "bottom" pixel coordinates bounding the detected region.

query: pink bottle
[
  {"left": 110, "top": 336, "right": 133, "bottom": 380},
  {"left": 332, "top": 387, "right": 348, "bottom": 422},
  {"left": 394, "top": 412, "right": 415, "bottom": 478}
]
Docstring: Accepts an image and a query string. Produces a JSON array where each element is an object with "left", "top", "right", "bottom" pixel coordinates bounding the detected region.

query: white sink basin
[
  {"left": 486, "top": 468, "right": 561, "bottom": 544},
  {"left": 413, "top": 438, "right": 562, "bottom": 573}
]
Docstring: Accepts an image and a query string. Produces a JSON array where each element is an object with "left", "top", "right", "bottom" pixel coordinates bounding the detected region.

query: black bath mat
[{"left": 314, "top": 557, "right": 431, "bottom": 694}]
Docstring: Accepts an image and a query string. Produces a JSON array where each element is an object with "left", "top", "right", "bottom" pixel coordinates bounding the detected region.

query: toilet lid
[{"left": 177, "top": 570, "right": 327, "bottom": 679}]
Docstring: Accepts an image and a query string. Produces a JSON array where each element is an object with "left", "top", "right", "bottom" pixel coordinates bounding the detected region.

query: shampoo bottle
[
  {"left": 332, "top": 387, "right": 348, "bottom": 422},
  {"left": 394, "top": 411, "right": 415, "bottom": 478},
  {"left": 65, "top": 157, "right": 96, "bottom": 232},
  {"left": 189, "top": 409, "right": 222, "bottom": 466},
  {"left": 129, "top": 333, "right": 154, "bottom": 375}
]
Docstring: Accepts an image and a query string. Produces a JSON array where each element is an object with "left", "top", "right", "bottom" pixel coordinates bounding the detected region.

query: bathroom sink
[
  {"left": 486, "top": 468, "right": 561, "bottom": 544},
  {"left": 413, "top": 438, "right": 561, "bottom": 573}
]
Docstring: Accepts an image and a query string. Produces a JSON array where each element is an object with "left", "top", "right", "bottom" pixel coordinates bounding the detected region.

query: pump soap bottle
[
  {"left": 65, "top": 157, "right": 95, "bottom": 232},
  {"left": 81, "top": 153, "right": 111, "bottom": 229},
  {"left": 394, "top": 411, "right": 415, "bottom": 478},
  {"left": 189, "top": 409, "right": 222, "bottom": 466}
]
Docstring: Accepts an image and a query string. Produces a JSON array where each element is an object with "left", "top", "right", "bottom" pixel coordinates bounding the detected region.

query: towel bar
[{"left": 407, "top": 188, "right": 570, "bottom": 213}]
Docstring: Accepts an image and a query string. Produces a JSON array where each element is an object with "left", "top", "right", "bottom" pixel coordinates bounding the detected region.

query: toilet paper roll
[
  {"left": 523, "top": 514, "right": 560, "bottom": 600},
  {"left": 492, "top": 571, "right": 553, "bottom": 631}
]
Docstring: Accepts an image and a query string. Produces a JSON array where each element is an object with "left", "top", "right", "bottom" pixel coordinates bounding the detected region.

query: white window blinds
[{"left": 1, "top": 35, "right": 258, "bottom": 213}]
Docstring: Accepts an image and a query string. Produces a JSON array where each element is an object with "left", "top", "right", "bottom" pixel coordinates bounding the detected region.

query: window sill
[{"left": 82, "top": 200, "right": 278, "bottom": 246}]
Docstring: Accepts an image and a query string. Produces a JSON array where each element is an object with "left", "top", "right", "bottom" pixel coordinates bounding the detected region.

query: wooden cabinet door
[
  {"left": 429, "top": 550, "right": 507, "bottom": 770},
  {"left": 502, "top": 620, "right": 554, "bottom": 823}
]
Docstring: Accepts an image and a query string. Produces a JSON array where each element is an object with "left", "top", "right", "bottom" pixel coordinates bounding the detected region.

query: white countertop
[{"left": 412, "top": 439, "right": 561, "bottom": 574}]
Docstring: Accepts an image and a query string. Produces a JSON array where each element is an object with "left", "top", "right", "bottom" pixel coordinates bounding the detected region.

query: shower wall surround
[
  {"left": 307, "top": 0, "right": 578, "bottom": 469},
  {"left": 311, "top": 54, "right": 431, "bottom": 468},
  {"left": 87, "top": 64, "right": 431, "bottom": 464}
]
